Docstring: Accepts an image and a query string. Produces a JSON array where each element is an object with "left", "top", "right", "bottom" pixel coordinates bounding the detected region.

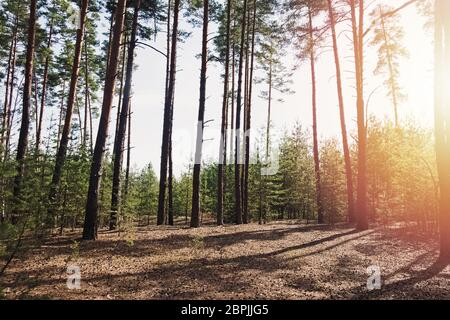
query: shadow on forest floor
[{"left": 1, "top": 221, "right": 448, "bottom": 300}]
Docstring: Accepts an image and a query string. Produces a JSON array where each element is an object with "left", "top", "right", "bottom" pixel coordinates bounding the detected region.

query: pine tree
[{"left": 83, "top": 0, "right": 127, "bottom": 240}]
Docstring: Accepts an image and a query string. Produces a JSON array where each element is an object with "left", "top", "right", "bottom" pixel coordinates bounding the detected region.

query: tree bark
[
  {"left": 1, "top": 15, "right": 18, "bottom": 159},
  {"left": 217, "top": 0, "right": 232, "bottom": 226},
  {"left": 379, "top": 5, "right": 399, "bottom": 127},
  {"left": 434, "top": 0, "right": 450, "bottom": 260},
  {"left": 327, "top": 0, "right": 355, "bottom": 223},
  {"left": 234, "top": 0, "right": 248, "bottom": 225},
  {"left": 36, "top": 23, "right": 54, "bottom": 152},
  {"left": 157, "top": 0, "right": 180, "bottom": 225},
  {"left": 113, "top": 30, "right": 127, "bottom": 153},
  {"left": 243, "top": 0, "right": 257, "bottom": 224},
  {"left": 48, "top": 0, "right": 89, "bottom": 221},
  {"left": 124, "top": 104, "right": 131, "bottom": 198},
  {"left": 83, "top": 0, "right": 127, "bottom": 240},
  {"left": 12, "top": 0, "right": 37, "bottom": 223},
  {"left": 167, "top": 0, "right": 175, "bottom": 226},
  {"left": 266, "top": 60, "right": 272, "bottom": 159},
  {"left": 308, "top": 5, "right": 324, "bottom": 224},
  {"left": 110, "top": 0, "right": 141, "bottom": 230},
  {"left": 350, "top": 0, "right": 368, "bottom": 230},
  {"left": 191, "top": 0, "right": 209, "bottom": 228}
]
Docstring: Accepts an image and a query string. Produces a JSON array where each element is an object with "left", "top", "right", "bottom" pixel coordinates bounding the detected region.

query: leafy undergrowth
[{"left": 0, "top": 221, "right": 449, "bottom": 300}]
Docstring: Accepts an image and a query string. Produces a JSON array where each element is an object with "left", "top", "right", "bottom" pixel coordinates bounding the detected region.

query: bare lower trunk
[
  {"left": 327, "top": 0, "right": 355, "bottom": 223},
  {"left": 217, "top": 0, "right": 232, "bottom": 226},
  {"left": 83, "top": 0, "right": 127, "bottom": 240},
  {"left": 234, "top": 0, "right": 248, "bottom": 225},
  {"left": 350, "top": 0, "right": 368, "bottom": 230},
  {"left": 157, "top": 0, "right": 180, "bottom": 225},
  {"left": 124, "top": 104, "right": 131, "bottom": 199},
  {"left": 1, "top": 16, "right": 18, "bottom": 158},
  {"left": 48, "top": 0, "right": 89, "bottom": 222},
  {"left": 12, "top": 0, "right": 37, "bottom": 223},
  {"left": 435, "top": 0, "right": 450, "bottom": 260},
  {"left": 243, "top": 0, "right": 257, "bottom": 224},
  {"left": 308, "top": 6, "right": 324, "bottom": 224},
  {"left": 110, "top": 0, "right": 141, "bottom": 230},
  {"left": 36, "top": 24, "right": 53, "bottom": 152},
  {"left": 191, "top": 0, "right": 209, "bottom": 228}
]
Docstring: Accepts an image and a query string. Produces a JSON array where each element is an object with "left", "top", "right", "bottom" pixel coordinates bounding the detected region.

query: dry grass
[{"left": 1, "top": 220, "right": 449, "bottom": 300}]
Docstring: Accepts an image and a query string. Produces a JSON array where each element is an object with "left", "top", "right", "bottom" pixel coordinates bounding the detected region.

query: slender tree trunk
[
  {"left": 110, "top": 0, "right": 141, "bottom": 230},
  {"left": 1, "top": 15, "right": 18, "bottom": 158},
  {"left": 83, "top": 0, "right": 127, "bottom": 240},
  {"left": 106, "top": 2, "right": 116, "bottom": 70},
  {"left": 84, "top": 38, "right": 89, "bottom": 148},
  {"left": 230, "top": 36, "right": 236, "bottom": 165},
  {"left": 168, "top": 134, "right": 174, "bottom": 225},
  {"left": 307, "top": 6, "right": 324, "bottom": 224},
  {"left": 243, "top": 0, "right": 257, "bottom": 225},
  {"left": 12, "top": 0, "right": 38, "bottom": 223},
  {"left": 36, "top": 24, "right": 54, "bottom": 153},
  {"left": 113, "top": 31, "right": 128, "bottom": 153},
  {"left": 266, "top": 61, "right": 272, "bottom": 159},
  {"left": 217, "top": 0, "right": 232, "bottom": 226},
  {"left": 157, "top": 0, "right": 180, "bottom": 225},
  {"left": 327, "top": 0, "right": 355, "bottom": 223},
  {"left": 57, "top": 81, "right": 66, "bottom": 151},
  {"left": 350, "top": 0, "right": 368, "bottom": 230},
  {"left": 435, "top": 0, "right": 450, "bottom": 260},
  {"left": 168, "top": 80, "right": 176, "bottom": 226},
  {"left": 48, "top": 0, "right": 89, "bottom": 221},
  {"left": 124, "top": 104, "right": 131, "bottom": 198},
  {"left": 234, "top": 0, "right": 248, "bottom": 225},
  {"left": 379, "top": 5, "right": 399, "bottom": 127},
  {"left": 0, "top": 13, "right": 18, "bottom": 223},
  {"left": 88, "top": 89, "right": 94, "bottom": 153},
  {"left": 191, "top": 0, "right": 209, "bottom": 228},
  {"left": 167, "top": 0, "right": 175, "bottom": 227},
  {"left": 33, "top": 72, "right": 39, "bottom": 139}
]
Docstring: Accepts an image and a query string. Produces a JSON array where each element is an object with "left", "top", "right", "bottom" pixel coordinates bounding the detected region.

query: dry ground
[{"left": 1, "top": 221, "right": 449, "bottom": 300}]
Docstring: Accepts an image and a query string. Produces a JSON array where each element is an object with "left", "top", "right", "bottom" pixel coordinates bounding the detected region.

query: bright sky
[{"left": 113, "top": 0, "right": 434, "bottom": 177}]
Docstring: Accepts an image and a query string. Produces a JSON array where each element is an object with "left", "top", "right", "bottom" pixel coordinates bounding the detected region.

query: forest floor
[{"left": 1, "top": 220, "right": 449, "bottom": 300}]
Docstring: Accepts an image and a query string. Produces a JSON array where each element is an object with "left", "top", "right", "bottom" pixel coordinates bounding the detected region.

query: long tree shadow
[
  {"left": 201, "top": 223, "right": 355, "bottom": 249},
  {"left": 1, "top": 227, "right": 370, "bottom": 298}
]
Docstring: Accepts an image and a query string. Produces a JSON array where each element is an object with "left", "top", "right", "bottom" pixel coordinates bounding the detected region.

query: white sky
[
  {"left": 124, "top": 0, "right": 433, "bottom": 177},
  {"left": 2, "top": 0, "right": 432, "bottom": 178}
]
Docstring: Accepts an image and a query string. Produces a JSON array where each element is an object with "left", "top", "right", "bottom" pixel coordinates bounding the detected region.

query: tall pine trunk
[
  {"left": 243, "top": 0, "right": 257, "bottom": 224},
  {"left": 217, "top": 0, "right": 232, "bottom": 226},
  {"left": 266, "top": 60, "right": 272, "bottom": 159},
  {"left": 378, "top": 5, "right": 399, "bottom": 127},
  {"left": 327, "top": 0, "right": 355, "bottom": 223},
  {"left": 36, "top": 24, "right": 54, "bottom": 152},
  {"left": 48, "top": 0, "right": 89, "bottom": 221},
  {"left": 1, "top": 15, "right": 18, "bottom": 159},
  {"left": 308, "top": 6, "right": 324, "bottom": 224},
  {"left": 350, "top": 0, "right": 368, "bottom": 230},
  {"left": 83, "top": 37, "right": 90, "bottom": 148},
  {"left": 110, "top": 0, "right": 141, "bottom": 230},
  {"left": 12, "top": 0, "right": 37, "bottom": 223},
  {"left": 124, "top": 104, "right": 132, "bottom": 199},
  {"left": 113, "top": 31, "right": 127, "bottom": 152},
  {"left": 435, "top": 0, "right": 450, "bottom": 260},
  {"left": 83, "top": 0, "right": 127, "bottom": 240},
  {"left": 191, "top": 0, "right": 209, "bottom": 228},
  {"left": 234, "top": 0, "right": 248, "bottom": 225},
  {"left": 157, "top": 0, "right": 180, "bottom": 225},
  {"left": 167, "top": 0, "right": 175, "bottom": 226}
]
